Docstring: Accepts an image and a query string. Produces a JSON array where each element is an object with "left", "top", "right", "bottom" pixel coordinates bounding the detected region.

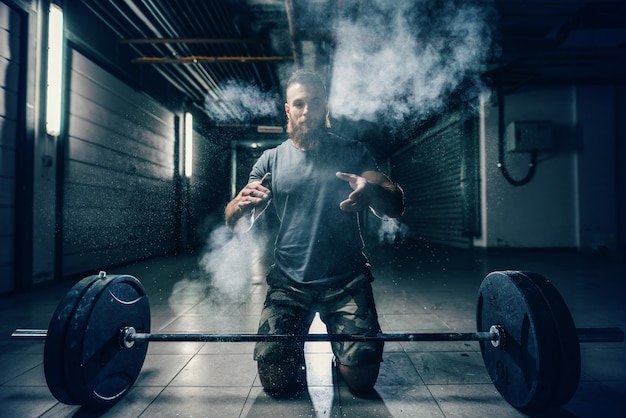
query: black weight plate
[
  {"left": 477, "top": 271, "right": 560, "bottom": 409},
  {"left": 520, "top": 271, "right": 581, "bottom": 408},
  {"left": 43, "top": 274, "right": 102, "bottom": 405},
  {"left": 64, "top": 274, "right": 150, "bottom": 408}
]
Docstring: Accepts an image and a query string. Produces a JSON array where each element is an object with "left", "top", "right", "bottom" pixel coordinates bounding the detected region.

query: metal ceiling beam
[
  {"left": 120, "top": 38, "right": 269, "bottom": 45},
  {"left": 132, "top": 56, "right": 293, "bottom": 64}
]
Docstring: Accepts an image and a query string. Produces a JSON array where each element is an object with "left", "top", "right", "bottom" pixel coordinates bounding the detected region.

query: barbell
[{"left": 10, "top": 270, "right": 624, "bottom": 411}]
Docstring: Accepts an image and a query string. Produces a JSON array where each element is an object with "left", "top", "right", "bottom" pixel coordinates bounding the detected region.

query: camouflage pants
[{"left": 253, "top": 269, "right": 384, "bottom": 367}]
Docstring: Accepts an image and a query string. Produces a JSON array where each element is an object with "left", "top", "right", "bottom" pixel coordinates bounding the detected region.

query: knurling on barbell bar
[
  {"left": 119, "top": 326, "right": 504, "bottom": 345},
  {"left": 10, "top": 270, "right": 625, "bottom": 411}
]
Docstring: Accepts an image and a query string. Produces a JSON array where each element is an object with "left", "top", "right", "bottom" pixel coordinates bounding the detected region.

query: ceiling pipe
[{"left": 285, "top": 0, "right": 303, "bottom": 68}]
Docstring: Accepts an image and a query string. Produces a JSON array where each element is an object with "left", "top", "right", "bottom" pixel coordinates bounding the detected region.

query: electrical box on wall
[{"left": 505, "top": 121, "right": 553, "bottom": 153}]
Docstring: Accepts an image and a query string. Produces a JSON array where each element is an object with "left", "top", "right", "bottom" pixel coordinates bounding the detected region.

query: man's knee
[
  {"left": 337, "top": 362, "right": 380, "bottom": 393},
  {"left": 258, "top": 359, "right": 307, "bottom": 394}
]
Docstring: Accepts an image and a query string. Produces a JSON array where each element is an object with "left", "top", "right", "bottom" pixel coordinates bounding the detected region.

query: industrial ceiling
[{"left": 80, "top": 0, "right": 626, "bottom": 134}]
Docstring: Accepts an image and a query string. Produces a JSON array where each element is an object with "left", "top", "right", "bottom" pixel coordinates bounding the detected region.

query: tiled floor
[{"left": 1, "top": 237, "right": 625, "bottom": 417}]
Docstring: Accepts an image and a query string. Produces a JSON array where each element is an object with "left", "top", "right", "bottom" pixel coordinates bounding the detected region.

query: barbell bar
[
  {"left": 12, "top": 328, "right": 501, "bottom": 343},
  {"left": 12, "top": 326, "right": 624, "bottom": 345},
  {"left": 8, "top": 270, "right": 625, "bottom": 411}
]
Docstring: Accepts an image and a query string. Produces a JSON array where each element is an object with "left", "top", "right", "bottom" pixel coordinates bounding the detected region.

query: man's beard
[{"left": 287, "top": 119, "right": 326, "bottom": 147}]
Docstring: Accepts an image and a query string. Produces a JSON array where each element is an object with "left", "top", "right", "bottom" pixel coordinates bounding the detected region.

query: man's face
[{"left": 285, "top": 82, "right": 328, "bottom": 138}]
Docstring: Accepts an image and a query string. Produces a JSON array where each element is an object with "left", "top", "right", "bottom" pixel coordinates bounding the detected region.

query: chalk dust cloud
[
  {"left": 329, "top": 0, "right": 494, "bottom": 124},
  {"left": 203, "top": 80, "right": 280, "bottom": 123}
]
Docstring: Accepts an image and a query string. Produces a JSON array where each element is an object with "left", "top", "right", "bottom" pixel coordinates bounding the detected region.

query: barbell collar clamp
[
  {"left": 122, "top": 326, "right": 137, "bottom": 349},
  {"left": 490, "top": 324, "right": 506, "bottom": 348}
]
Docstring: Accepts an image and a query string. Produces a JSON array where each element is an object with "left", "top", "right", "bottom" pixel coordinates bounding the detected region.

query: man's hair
[
  {"left": 286, "top": 70, "right": 327, "bottom": 98},
  {"left": 285, "top": 69, "right": 331, "bottom": 128}
]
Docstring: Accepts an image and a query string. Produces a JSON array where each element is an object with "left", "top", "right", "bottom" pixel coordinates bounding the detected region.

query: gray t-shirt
[{"left": 249, "top": 133, "right": 379, "bottom": 287}]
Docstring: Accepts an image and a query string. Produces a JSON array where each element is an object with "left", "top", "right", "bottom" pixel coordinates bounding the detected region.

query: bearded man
[{"left": 225, "top": 70, "right": 404, "bottom": 395}]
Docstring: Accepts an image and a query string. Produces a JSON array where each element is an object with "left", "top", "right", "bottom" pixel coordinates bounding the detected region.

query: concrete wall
[{"left": 476, "top": 85, "right": 619, "bottom": 252}]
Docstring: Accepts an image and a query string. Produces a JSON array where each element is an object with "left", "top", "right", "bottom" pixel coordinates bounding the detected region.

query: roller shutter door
[
  {"left": 0, "top": 3, "right": 23, "bottom": 293},
  {"left": 392, "top": 117, "right": 479, "bottom": 249},
  {"left": 62, "top": 50, "right": 177, "bottom": 276}
]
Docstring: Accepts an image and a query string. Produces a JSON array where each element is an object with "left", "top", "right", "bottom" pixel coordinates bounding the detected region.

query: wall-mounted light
[
  {"left": 184, "top": 112, "right": 193, "bottom": 177},
  {"left": 46, "top": 4, "right": 64, "bottom": 137}
]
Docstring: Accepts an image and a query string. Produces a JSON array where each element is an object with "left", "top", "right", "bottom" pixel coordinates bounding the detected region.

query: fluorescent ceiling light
[
  {"left": 46, "top": 4, "right": 64, "bottom": 137},
  {"left": 185, "top": 112, "right": 193, "bottom": 177}
]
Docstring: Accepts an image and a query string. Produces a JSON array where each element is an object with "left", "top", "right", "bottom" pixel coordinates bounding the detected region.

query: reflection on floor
[{"left": 1, "top": 240, "right": 625, "bottom": 417}]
